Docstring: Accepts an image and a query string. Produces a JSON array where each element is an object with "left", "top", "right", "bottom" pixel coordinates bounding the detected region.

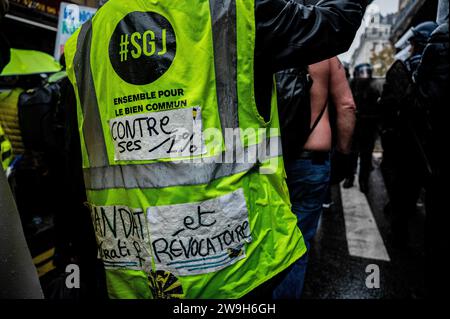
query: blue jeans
[{"left": 272, "top": 156, "right": 330, "bottom": 299}]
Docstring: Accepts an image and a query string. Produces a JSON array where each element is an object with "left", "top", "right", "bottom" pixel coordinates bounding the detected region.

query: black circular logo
[{"left": 109, "top": 11, "right": 176, "bottom": 85}]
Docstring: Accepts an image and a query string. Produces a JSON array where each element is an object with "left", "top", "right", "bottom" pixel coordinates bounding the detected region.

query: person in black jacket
[
  {"left": 379, "top": 21, "right": 438, "bottom": 247},
  {"left": 63, "top": 0, "right": 369, "bottom": 299},
  {"left": 414, "top": 12, "right": 448, "bottom": 297},
  {"left": 273, "top": 56, "right": 356, "bottom": 299}
]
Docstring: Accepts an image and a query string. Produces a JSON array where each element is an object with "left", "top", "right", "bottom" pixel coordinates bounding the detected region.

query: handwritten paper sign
[
  {"left": 90, "top": 205, "right": 152, "bottom": 270},
  {"left": 147, "top": 189, "right": 252, "bottom": 276},
  {"left": 109, "top": 106, "right": 205, "bottom": 161}
]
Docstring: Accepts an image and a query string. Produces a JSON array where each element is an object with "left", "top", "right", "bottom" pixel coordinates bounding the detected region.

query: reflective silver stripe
[
  {"left": 73, "top": 21, "right": 109, "bottom": 168},
  {"left": 83, "top": 136, "right": 282, "bottom": 190},
  {"left": 209, "top": 0, "right": 239, "bottom": 130}
]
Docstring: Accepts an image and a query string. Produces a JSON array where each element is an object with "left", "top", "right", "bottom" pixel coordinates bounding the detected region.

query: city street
[{"left": 303, "top": 152, "right": 425, "bottom": 299}]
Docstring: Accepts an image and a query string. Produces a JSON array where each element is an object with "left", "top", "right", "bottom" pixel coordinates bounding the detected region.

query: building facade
[{"left": 350, "top": 8, "right": 396, "bottom": 75}]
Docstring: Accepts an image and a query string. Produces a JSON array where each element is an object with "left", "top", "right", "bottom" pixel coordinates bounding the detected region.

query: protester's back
[{"left": 64, "top": 0, "right": 307, "bottom": 299}]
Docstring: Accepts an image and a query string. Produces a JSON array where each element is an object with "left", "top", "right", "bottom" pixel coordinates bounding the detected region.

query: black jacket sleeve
[{"left": 255, "top": 0, "right": 368, "bottom": 72}]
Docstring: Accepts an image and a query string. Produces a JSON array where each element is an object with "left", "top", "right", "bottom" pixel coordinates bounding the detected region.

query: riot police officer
[
  {"left": 379, "top": 21, "right": 438, "bottom": 246},
  {"left": 414, "top": 2, "right": 448, "bottom": 295},
  {"left": 345, "top": 63, "right": 381, "bottom": 193},
  {"left": 406, "top": 21, "right": 439, "bottom": 74}
]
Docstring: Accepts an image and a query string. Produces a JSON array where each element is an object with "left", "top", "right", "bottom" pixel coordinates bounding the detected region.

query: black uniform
[
  {"left": 414, "top": 22, "right": 448, "bottom": 297},
  {"left": 379, "top": 22, "right": 445, "bottom": 245},
  {"left": 379, "top": 54, "right": 422, "bottom": 204},
  {"left": 349, "top": 77, "right": 381, "bottom": 193},
  {"left": 388, "top": 58, "right": 427, "bottom": 243}
]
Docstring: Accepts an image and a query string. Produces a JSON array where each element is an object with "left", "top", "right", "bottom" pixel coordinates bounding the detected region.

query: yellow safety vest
[
  {"left": 0, "top": 88, "right": 25, "bottom": 155},
  {"left": 65, "top": 0, "right": 306, "bottom": 299},
  {"left": 0, "top": 124, "right": 13, "bottom": 170}
]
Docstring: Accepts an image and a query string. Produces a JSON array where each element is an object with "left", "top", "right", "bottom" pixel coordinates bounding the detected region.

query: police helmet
[
  {"left": 409, "top": 21, "right": 439, "bottom": 46},
  {"left": 353, "top": 63, "right": 373, "bottom": 79}
]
